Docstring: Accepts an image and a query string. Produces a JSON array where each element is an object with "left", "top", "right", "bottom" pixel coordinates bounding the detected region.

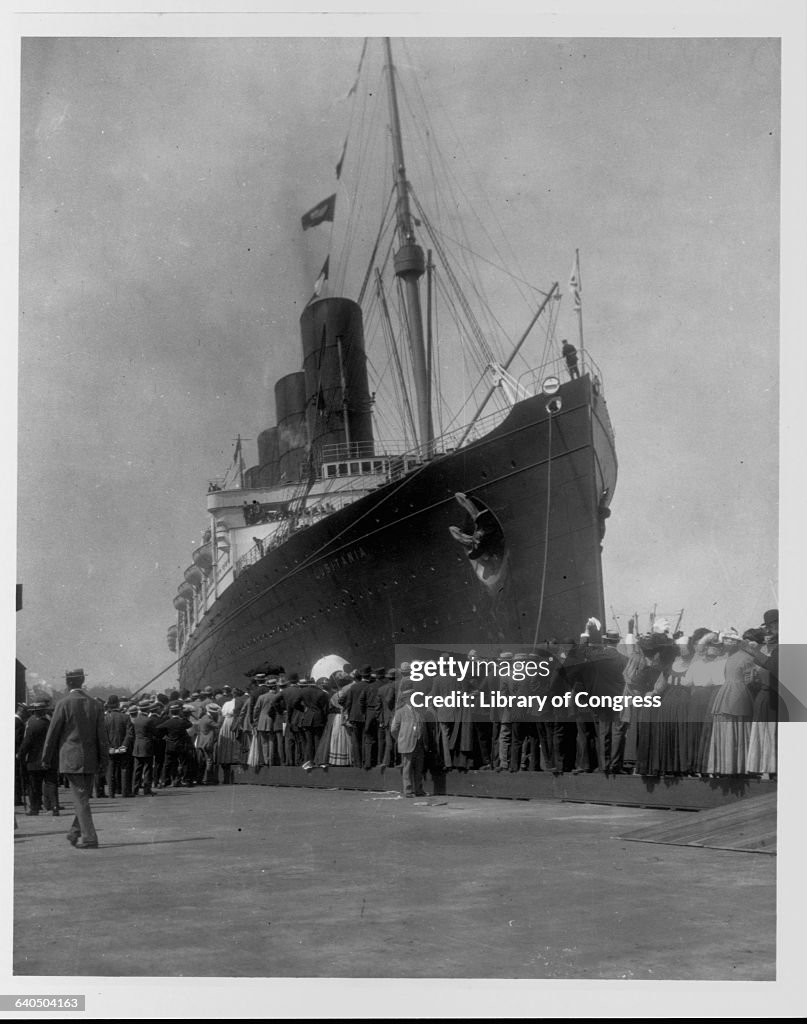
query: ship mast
[{"left": 384, "top": 38, "right": 434, "bottom": 452}]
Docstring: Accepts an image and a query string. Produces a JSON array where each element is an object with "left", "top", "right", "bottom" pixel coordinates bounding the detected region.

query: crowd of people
[{"left": 14, "top": 608, "right": 781, "bottom": 815}]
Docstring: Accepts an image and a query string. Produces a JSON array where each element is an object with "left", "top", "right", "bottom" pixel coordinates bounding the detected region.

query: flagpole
[{"left": 574, "top": 248, "right": 585, "bottom": 361}]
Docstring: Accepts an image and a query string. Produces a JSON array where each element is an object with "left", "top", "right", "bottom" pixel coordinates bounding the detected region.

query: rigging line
[
  {"left": 434, "top": 276, "right": 489, "bottom": 386},
  {"left": 365, "top": 324, "right": 399, "bottom": 411},
  {"left": 336, "top": 61, "right": 386, "bottom": 295},
  {"left": 426, "top": 224, "right": 514, "bottom": 376},
  {"left": 399, "top": 38, "right": 535, "bottom": 308},
  {"left": 372, "top": 405, "right": 405, "bottom": 446},
  {"left": 429, "top": 269, "right": 510, "bottom": 431},
  {"left": 377, "top": 269, "right": 417, "bottom": 446},
  {"left": 364, "top": 341, "right": 393, "bottom": 396},
  {"left": 537, "top": 297, "right": 561, "bottom": 372},
  {"left": 410, "top": 190, "right": 498, "bottom": 369},
  {"left": 432, "top": 237, "right": 513, "bottom": 362},
  {"left": 406, "top": 152, "right": 506, "bottom": 355},
  {"left": 365, "top": 296, "right": 403, "bottom": 433},
  {"left": 357, "top": 189, "right": 396, "bottom": 306},
  {"left": 428, "top": 254, "right": 487, "bottom": 381},
  {"left": 509, "top": 287, "right": 559, "bottom": 381},
  {"left": 421, "top": 221, "right": 552, "bottom": 300},
  {"left": 406, "top": 115, "right": 527, "bottom": 347},
  {"left": 432, "top": 264, "right": 445, "bottom": 438},
  {"left": 533, "top": 410, "right": 553, "bottom": 650}
]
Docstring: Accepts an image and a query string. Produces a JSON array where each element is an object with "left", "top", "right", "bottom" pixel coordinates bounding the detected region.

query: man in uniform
[{"left": 41, "top": 669, "right": 108, "bottom": 849}]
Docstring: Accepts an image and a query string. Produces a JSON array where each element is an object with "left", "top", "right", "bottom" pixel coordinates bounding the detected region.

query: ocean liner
[{"left": 169, "top": 39, "right": 618, "bottom": 690}]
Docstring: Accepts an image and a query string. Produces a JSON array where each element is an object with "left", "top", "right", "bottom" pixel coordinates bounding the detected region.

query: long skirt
[
  {"left": 216, "top": 716, "right": 240, "bottom": 766},
  {"left": 657, "top": 685, "right": 691, "bottom": 775},
  {"left": 706, "top": 714, "right": 752, "bottom": 775},
  {"left": 687, "top": 685, "right": 720, "bottom": 774},
  {"left": 314, "top": 714, "right": 336, "bottom": 766},
  {"left": 239, "top": 726, "right": 253, "bottom": 765},
  {"left": 634, "top": 701, "right": 664, "bottom": 776},
  {"left": 747, "top": 722, "right": 777, "bottom": 774},
  {"left": 328, "top": 714, "right": 353, "bottom": 766}
]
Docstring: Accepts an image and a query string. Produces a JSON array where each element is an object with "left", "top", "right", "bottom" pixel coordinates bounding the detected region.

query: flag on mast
[
  {"left": 335, "top": 139, "right": 348, "bottom": 179},
  {"left": 569, "top": 252, "right": 582, "bottom": 311},
  {"left": 341, "top": 38, "right": 368, "bottom": 101},
  {"left": 307, "top": 256, "right": 330, "bottom": 305},
  {"left": 301, "top": 194, "right": 336, "bottom": 231}
]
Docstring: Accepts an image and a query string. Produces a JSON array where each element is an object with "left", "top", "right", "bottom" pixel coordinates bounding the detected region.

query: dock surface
[{"left": 14, "top": 781, "right": 775, "bottom": 986}]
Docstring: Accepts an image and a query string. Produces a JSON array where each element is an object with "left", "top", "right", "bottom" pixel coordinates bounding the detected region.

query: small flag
[
  {"left": 301, "top": 194, "right": 336, "bottom": 231},
  {"left": 313, "top": 256, "right": 329, "bottom": 297},
  {"left": 307, "top": 256, "right": 330, "bottom": 306},
  {"left": 335, "top": 138, "right": 348, "bottom": 180},
  {"left": 569, "top": 252, "right": 582, "bottom": 311},
  {"left": 342, "top": 38, "right": 368, "bottom": 100}
]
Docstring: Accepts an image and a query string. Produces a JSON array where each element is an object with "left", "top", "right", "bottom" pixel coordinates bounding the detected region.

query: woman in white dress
[{"left": 216, "top": 692, "right": 241, "bottom": 783}]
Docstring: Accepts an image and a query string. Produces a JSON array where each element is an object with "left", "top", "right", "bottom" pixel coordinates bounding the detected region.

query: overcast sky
[{"left": 10, "top": 16, "right": 801, "bottom": 696}]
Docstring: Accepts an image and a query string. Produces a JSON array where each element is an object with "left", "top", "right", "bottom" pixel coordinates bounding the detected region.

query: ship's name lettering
[{"left": 312, "top": 546, "right": 370, "bottom": 580}]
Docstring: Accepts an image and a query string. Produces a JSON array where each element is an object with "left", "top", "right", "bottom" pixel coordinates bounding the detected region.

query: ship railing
[
  {"left": 234, "top": 518, "right": 297, "bottom": 577},
  {"left": 515, "top": 351, "right": 603, "bottom": 395},
  {"left": 234, "top": 544, "right": 264, "bottom": 576},
  {"left": 316, "top": 405, "right": 514, "bottom": 478}
]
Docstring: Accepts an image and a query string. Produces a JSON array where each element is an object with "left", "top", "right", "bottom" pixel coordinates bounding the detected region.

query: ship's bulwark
[{"left": 179, "top": 377, "right": 617, "bottom": 689}]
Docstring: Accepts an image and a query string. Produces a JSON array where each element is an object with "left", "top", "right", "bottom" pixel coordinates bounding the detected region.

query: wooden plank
[
  {"left": 235, "top": 765, "right": 776, "bottom": 811},
  {"left": 619, "top": 792, "right": 776, "bottom": 854}
]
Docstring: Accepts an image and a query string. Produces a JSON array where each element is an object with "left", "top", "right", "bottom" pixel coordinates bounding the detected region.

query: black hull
[{"left": 179, "top": 376, "right": 617, "bottom": 688}]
